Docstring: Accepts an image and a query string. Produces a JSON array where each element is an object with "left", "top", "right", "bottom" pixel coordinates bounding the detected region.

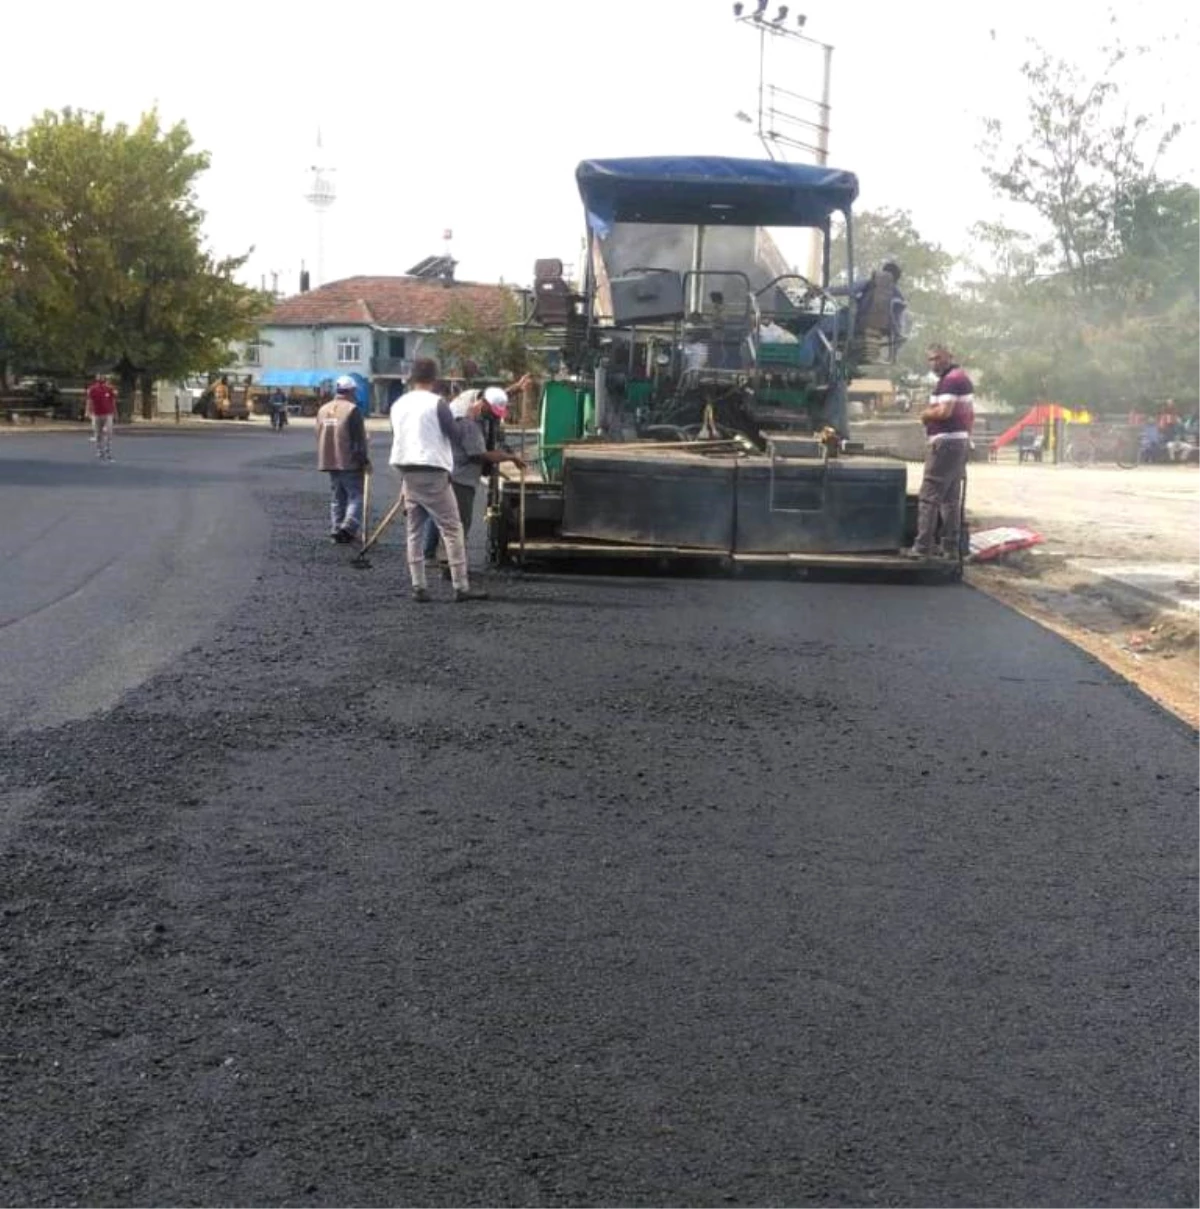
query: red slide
[{"left": 993, "top": 403, "right": 1072, "bottom": 449}]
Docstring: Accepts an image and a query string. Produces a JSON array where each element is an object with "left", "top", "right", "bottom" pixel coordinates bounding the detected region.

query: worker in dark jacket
[
  {"left": 424, "top": 385, "right": 527, "bottom": 571},
  {"left": 316, "top": 375, "right": 371, "bottom": 543}
]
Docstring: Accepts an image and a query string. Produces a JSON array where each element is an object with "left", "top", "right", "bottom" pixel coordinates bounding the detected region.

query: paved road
[
  {"left": 0, "top": 428, "right": 272, "bottom": 730},
  {"left": 1, "top": 431, "right": 1196, "bottom": 1207}
]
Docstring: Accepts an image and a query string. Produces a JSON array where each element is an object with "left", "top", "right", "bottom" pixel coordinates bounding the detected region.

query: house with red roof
[{"left": 243, "top": 274, "right": 520, "bottom": 412}]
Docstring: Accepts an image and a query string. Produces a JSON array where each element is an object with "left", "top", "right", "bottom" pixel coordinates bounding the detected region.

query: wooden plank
[{"left": 513, "top": 539, "right": 955, "bottom": 572}]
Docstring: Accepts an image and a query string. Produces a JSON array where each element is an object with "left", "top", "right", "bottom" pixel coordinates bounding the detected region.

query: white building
[{"left": 242, "top": 274, "right": 520, "bottom": 414}]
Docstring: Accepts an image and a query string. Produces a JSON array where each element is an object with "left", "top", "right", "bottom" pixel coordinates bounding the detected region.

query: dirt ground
[{"left": 925, "top": 460, "right": 1199, "bottom": 728}]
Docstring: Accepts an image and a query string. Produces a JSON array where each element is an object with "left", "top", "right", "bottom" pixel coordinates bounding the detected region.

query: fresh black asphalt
[{"left": 1, "top": 429, "right": 1196, "bottom": 1206}]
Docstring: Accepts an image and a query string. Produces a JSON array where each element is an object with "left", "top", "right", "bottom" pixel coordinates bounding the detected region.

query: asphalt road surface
[
  {"left": 0, "top": 428, "right": 270, "bottom": 730},
  {"left": 1, "top": 428, "right": 1196, "bottom": 1207}
]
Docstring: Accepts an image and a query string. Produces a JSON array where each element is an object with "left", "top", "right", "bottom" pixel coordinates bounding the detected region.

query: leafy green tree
[
  {"left": 438, "top": 291, "right": 545, "bottom": 381},
  {"left": 981, "top": 42, "right": 1182, "bottom": 294},
  {"left": 2, "top": 109, "right": 269, "bottom": 417},
  {"left": 0, "top": 133, "right": 76, "bottom": 382},
  {"left": 972, "top": 42, "right": 1198, "bottom": 412}
]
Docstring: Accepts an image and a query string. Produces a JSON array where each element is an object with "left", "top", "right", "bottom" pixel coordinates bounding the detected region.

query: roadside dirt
[{"left": 952, "top": 462, "right": 1199, "bottom": 728}]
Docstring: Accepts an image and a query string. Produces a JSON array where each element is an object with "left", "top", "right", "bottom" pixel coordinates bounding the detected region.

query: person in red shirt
[{"left": 86, "top": 374, "right": 117, "bottom": 461}]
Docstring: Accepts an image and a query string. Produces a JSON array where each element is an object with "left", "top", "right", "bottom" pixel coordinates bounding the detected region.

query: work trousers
[
  {"left": 401, "top": 468, "right": 468, "bottom": 590},
  {"left": 424, "top": 482, "right": 476, "bottom": 561},
  {"left": 328, "top": 468, "right": 365, "bottom": 537},
  {"left": 915, "top": 437, "right": 970, "bottom": 555},
  {"left": 91, "top": 414, "right": 114, "bottom": 459}
]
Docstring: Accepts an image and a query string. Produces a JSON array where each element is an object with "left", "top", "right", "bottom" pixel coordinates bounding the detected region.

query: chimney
[
  {"left": 441, "top": 229, "right": 455, "bottom": 285},
  {"left": 300, "top": 265, "right": 311, "bottom": 294}
]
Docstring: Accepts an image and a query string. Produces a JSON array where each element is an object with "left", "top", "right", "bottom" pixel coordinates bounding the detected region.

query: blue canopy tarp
[
  {"left": 576, "top": 156, "right": 859, "bottom": 235},
  {"left": 259, "top": 369, "right": 368, "bottom": 409}
]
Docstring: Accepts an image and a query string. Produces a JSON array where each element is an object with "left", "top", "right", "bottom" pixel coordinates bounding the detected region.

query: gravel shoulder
[{"left": 935, "top": 461, "right": 1200, "bottom": 728}]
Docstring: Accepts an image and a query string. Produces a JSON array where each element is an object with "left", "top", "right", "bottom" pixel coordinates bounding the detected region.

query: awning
[
  {"left": 258, "top": 369, "right": 368, "bottom": 407},
  {"left": 576, "top": 156, "right": 859, "bottom": 235},
  {"left": 259, "top": 369, "right": 339, "bottom": 388}
]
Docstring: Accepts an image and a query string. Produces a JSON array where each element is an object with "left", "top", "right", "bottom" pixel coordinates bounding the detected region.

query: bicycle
[{"left": 1066, "top": 425, "right": 1139, "bottom": 469}]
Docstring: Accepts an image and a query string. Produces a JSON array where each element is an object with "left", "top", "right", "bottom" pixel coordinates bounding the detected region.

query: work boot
[
  {"left": 412, "top": 587, "right": 432, "bottom": 603},
  {"left": 453, "top": 586, "right": 489, "bottom": 602}
]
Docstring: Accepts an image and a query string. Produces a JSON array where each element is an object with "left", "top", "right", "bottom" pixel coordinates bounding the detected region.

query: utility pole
[{"left": 731, "top": 2, "right": 833, "bottom": 282}]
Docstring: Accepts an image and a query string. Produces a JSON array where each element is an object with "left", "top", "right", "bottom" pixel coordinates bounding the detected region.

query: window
[
  {"left": 336, "top": 336, "right": 362, "bottom": 364},
  {"left": 388, "top": 335, "right": 406, "bottom": 359},
  {"left": 244, "top": 342, "right": 262, "bottom": 366}
]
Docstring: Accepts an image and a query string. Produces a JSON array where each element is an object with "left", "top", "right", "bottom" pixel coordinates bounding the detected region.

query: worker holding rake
[
  {"left": 387, "top": 358, "right": 488, "bottom": 602},
  {"left": 316, "top": 376, "right": 372, "bottom": 544}
]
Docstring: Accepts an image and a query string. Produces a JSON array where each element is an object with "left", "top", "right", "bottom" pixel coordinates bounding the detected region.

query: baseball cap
[
  {"left": 334, "top": 374, "right": 357, "bottom": 394},
  {"left": 483, "top": 386, "right": 509, "bottom": 417}
]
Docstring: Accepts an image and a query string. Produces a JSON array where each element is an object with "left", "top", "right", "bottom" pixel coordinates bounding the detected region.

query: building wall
[
  {"left": 239, "top": 324, "right": 449, "bottom": 414},
  {"left": 252, "top": 324, "right": 375, "bottom": 373},
  {"left": 252, "top": 325, "right": 442, "bottom": 370}
]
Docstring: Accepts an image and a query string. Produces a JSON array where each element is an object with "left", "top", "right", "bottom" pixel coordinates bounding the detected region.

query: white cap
[
  {"left": 335, "top": 374, "right": 357, "bottom": 394},
  {"left": 482, "top": 386, "right": 508, "bottom": 417}
]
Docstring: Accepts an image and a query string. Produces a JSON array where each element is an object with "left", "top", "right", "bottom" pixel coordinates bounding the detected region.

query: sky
[{"left": 2, "top": 0, "right": 1196, "bottom": 293}]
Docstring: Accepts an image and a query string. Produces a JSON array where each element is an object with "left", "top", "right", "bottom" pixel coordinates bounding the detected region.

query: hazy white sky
[{"left": 3, "top": 1, "right": 1195, "bottom": 291}]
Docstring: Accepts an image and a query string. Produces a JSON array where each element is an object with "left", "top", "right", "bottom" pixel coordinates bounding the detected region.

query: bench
[{"left": 1, "top": 403, "right": 56, "bottom": 424}]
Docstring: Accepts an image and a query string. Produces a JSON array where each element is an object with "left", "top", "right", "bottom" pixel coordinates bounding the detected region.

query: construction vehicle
[
  {"left": 196, "top": 375, "right": 252, "bottom": 420},
  {"left": 487, "top": 156, "right": 959, "bottom": 576}
]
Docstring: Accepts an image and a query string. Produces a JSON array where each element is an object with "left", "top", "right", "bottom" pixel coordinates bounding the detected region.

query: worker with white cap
[
  {"left": 316, "top": 375, "right": 371, "bottom": 543},
  {"left": 424, "top": 382, "right": 527, "bottom": 570}
]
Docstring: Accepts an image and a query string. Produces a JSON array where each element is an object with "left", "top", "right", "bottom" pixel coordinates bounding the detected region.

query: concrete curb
[{"left": 1068, "top": 560, "right": 1200, "bottom": 615}]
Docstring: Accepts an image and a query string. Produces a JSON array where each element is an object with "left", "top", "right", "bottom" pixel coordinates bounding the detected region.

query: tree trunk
[
  {"left": 117, "top": 372, "right": 137, "bottom": 423},
  {"left": 138, "top": 373, "right": 155, "bottom": 420}
]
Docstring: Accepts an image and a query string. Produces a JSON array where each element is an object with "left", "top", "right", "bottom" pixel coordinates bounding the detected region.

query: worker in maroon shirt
[
  {"left": 86, "top": 374, "right": 117, "bottom": 461},
  {"left": 908, "top": 342, "right": 974, "bottom": 559}
]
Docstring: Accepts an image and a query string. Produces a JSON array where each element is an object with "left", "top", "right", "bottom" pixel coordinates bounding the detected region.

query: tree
[
  {"left": 437, "top": 291, "right": 545, "bottom": 382},
  {"left": 1, "top": 109, "right": 270, "bottom": 416},
  {"left": 972, "top": 41, "right": 1198, "bottom": 411},
  {"left": 981, "top": 42, "right": 1182, "bottom": 295},
  {"left": 0, "top": 132, "right": 76, "bottom": 382}
]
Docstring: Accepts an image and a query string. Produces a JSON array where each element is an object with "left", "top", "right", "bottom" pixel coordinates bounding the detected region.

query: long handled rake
[{"left": 350, "top": 491, "right": 405, "bottom": 569}]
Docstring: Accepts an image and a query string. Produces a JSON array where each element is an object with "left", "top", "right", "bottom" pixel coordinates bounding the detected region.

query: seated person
[
  {"left": 1018, "top": 428, "right": 1044, "bottom": 462},
  {"left": 683, "top": 294, "right": 754, "bottom": 372},
  {"left": 1166, "top": 433, "right": 1197, "bottom": 463},
  {"left": 1157, "top": 400, "right": 1181, "bottom": 442},
  {"left": 794, "top": 261, "right": 908, "bottom": 370}
]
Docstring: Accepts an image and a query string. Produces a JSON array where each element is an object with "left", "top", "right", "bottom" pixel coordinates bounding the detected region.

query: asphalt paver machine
[{"left": 488, "top": 156, "right": 960, "bottom": 577}]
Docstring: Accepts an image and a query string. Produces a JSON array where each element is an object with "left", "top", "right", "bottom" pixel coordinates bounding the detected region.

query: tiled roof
[{"left": 263, "top": 275, "right": 517, "bottom": 329}]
